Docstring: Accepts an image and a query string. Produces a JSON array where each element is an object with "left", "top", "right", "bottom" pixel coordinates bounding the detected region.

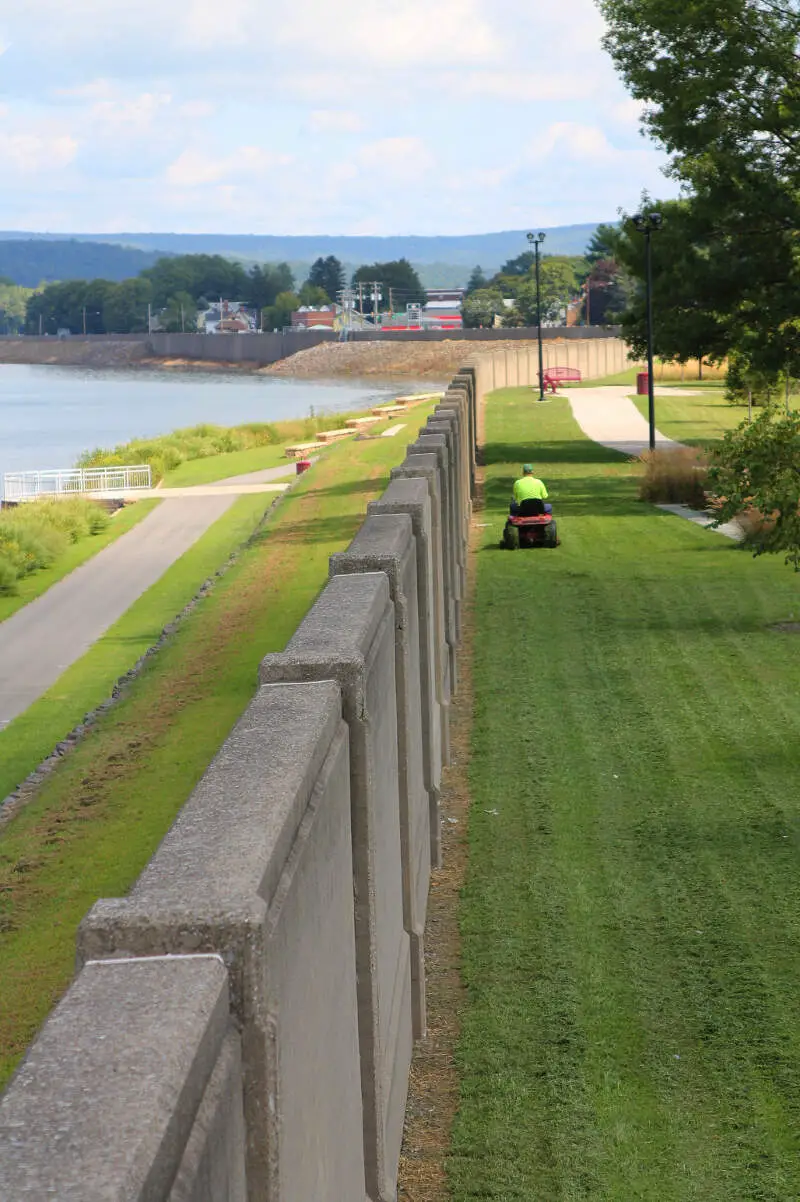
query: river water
[{"left": 0, "top": 365, "right": 432, "bottom": 482}]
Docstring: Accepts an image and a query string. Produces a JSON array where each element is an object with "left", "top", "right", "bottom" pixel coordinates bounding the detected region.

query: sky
[{"left": 0, "top": 0, "right": 680, "bottom": 236}]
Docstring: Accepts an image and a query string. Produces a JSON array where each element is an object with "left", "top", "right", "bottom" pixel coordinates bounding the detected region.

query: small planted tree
[{"left": 708, "top": 407, "right": 800, "bottom": 568}]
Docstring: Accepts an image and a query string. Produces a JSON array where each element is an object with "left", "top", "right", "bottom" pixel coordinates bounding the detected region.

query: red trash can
[
  {"left": 295, "top": 459, "right": 312, "bottom": 476},
  {"left": 636, "top": 372, "right": 649, "bottom": 395}
]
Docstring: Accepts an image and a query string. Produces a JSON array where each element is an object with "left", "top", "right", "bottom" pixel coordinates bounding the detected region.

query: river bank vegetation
[
  {"left": 0, "top": 498, "right": 112, "bottom": 596},
  {"left": 78, "top": 410, "right": 368, "bottom": 484}
]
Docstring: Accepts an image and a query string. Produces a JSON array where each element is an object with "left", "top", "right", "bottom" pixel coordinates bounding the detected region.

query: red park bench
[{"left": 541, "top": 366, "right": 582, "bottom": 393}]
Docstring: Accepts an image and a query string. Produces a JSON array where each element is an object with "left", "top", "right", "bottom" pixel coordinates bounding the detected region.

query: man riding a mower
[
  {"left": 503, "top": 464, "right": 559, "bottom": 548},
  {"left": 510, "top": 464, "right": 552, "bottom": 515}
]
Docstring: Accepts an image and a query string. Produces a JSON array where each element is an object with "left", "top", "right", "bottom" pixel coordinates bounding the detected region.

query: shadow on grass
[
  {"left": 253, "top": 512, "right": 364, "bottom": 547},
  {"left": 483, "top": 439, "right": 630, "bottom": 468},
  {"left": 484, "top": 473, "right": 640, "bottom": 519}
]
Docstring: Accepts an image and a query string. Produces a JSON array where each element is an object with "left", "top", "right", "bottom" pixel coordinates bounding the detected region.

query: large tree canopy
[
  {"left": 601, "top": 0, "right": 800, "bottom": 375},
  {"left": 352, "top": 259, "right": 426, "bottom": 316},
  {"left": 305, "top": 256, "right": 345, "bottom": 303}
]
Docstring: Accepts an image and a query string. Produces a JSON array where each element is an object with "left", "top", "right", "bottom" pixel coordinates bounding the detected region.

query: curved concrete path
[
  {"left": 0, "top": 462, "right": 297, "bottom": 728},
  {"left": 564, "top": 385, "right": 743, "bottom": 542},
  {"left": 566, "top": 386, "right": 681, "bottom": 457}
]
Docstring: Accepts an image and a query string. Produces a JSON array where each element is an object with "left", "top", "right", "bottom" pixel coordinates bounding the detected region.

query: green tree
[
  {"left": 586, "top": 223, "right": 621, "bottom": 264},
  {"left": 246, "top": 263, "right": 295, "bottom": 310},
  {"left": 102, "top": 279, "right": 153, "bottom": 333},
  {"left": 352, "top": 259, "right": 426, "bottom": 319},
  {"left": 262, "top": 291, "right": 300, "bottom": 331},
  {"left": 708, "top": 406, "right": 800, "bottom": 568},
  {"left": 0, "top": 282, "right": 37, "bottom": 333},
  {"left": 465, "top": 266, "right": 488, "bottom": 295},
  {"left": 298, "top": 282, "right": 330, "bottom": 308},
  {"left": 499, "top": 251, "right": 536, "bottom": 276},
  {"left": 511, "top": 259, "right": 579, "bottom": 325},
  {"left": 461, "top": 288, "right": 506, "bottom": 329},
  {"left": 611, "top": 200, "right": 730, "bottom": 372},
  {"left": 142, "top": 254, "right": 250, "bottom": 308},
  {"left": 306, "top": 256, "right": 344, "bottom": 303},
  {"left": 600, "top": 0, "right": 800, "bottom": 375},
  {"left": 160, "top": 291, "right": 198, "bottom": 333}
]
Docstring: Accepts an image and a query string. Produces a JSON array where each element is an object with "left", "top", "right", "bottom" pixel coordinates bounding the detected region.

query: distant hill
[
  {"left": 0, "top": 239, "right": 168, "bottom": 287},
  {"left": 0, "top": 225, "right": 606, "bottom": 287}
]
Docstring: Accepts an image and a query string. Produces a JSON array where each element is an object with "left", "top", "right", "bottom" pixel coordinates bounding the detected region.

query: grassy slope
[
  {"left": 0, "top": 495, "right": 269, "bottom": 805},
  {"left": 162, "top": 444, "right": 289, "bottom": 486},
  {"left": 633, "top": 389, "right": 747, "bottom": 447},
  {"left": 0, "top": 500, "right": 159, "bottom": 624},
  {"left": 449, "top": 387, "right": 800, "bottom": 1200},
  {"left": 0, "top": 403, "right": 437, "bottom": 1089}
]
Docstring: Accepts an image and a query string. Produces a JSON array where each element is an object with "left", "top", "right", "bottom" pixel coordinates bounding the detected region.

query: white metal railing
[{"left": 2, "top": 465, "right": 152, "bottom": 503}]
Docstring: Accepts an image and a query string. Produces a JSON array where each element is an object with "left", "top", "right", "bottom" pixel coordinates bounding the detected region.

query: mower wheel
[
  {"left": 546, "top": 520, "right": 559, "bottom": 547},
  {"left": 503, "top": 523, "right": 520, "bottom": 550}
]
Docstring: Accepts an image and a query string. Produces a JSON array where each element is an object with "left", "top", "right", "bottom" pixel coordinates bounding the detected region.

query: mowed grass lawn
[
  {"left": 450, "top": 387, "right": 800, "bottom": 1200},
  {"left": 0, "top": 401, "right": 438, "bottom": 1089},
  {"left": 633, "top": 388, "right": 748, "bottom": 447}
]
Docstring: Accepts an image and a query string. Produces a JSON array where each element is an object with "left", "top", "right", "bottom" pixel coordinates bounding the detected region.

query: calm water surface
[{"left": 0, "top": 365, "right": 432, "bottom": 480}]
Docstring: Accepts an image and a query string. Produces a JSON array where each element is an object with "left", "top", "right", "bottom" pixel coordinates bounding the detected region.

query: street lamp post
[
  {"left": 527, "top": 231, "right": 546, "bottom": 401},
  {"left": 632, "top": 211, "right": 662, "bottom": 451}
]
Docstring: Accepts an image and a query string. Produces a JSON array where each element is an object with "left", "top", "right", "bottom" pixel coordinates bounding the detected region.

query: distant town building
[
  {"left": 291, "top": 306, "right": 337, "bottom": 330},
  {"left": 201, "top": 301, "right": 256, "bottom": 334}
]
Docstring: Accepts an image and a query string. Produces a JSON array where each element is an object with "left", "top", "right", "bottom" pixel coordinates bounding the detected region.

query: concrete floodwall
[{"left": 0, "top": 357, "right": 488, "bottom": 1200}]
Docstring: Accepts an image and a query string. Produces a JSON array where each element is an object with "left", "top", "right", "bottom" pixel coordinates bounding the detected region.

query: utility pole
[
  {"left": 39, "top": 314, "right": 43, "bottom": 336},
  {"left": 180, "top": 304, "right": 185, "bottom": 333},
  {"left": 82, "top": 307, "right": 87, "bottom": 336},
  {"left": 147, "top": 303, "right": 152, "bottom": 335},
  {"left": 389, "top": 287, "right": 394, "bottom": 317},
  {"left": 371, "top": 281, "right": 382, "bottom": 326}
]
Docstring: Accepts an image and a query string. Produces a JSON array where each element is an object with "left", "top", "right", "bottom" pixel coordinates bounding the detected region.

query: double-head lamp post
[
  {"left": 527, "top": 230, "right": 546, "bottom": 401},
  {"left": 631, "top": 211, "right": 662, "bottom": 451}
]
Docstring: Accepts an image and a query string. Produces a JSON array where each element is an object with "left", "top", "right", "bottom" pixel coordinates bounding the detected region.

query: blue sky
[{"left": 0, "top": 0, "right": 680, "bottom": 235}]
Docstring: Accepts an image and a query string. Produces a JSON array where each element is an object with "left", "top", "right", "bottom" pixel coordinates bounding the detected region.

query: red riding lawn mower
[{"left": 502, "top": 498, "right": 560, "bottom": 550}]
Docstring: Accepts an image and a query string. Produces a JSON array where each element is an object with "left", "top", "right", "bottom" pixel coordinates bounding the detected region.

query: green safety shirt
[{"left": 513, "top": 475, "right": 548, "bottom": 502}]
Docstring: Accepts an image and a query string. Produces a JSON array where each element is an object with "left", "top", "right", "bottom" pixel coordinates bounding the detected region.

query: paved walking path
[
  {"left": 0, "top": 461, "right": 299, "bottom": 728},
  {"left": 564, "top": 386, "right": 743, "bottom": 541},
  {"left": 566, "top": 386, "right": 681, "bottom": 456}
]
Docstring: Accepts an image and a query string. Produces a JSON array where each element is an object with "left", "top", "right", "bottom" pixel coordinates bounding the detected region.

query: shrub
[
  {"left": 0, "top": 497, "right": 109, "bottom": 591},
  {"left": 0, "top": 553, "right": 18, "bottom": 595},
  {"left": 638, "top": 447, "right": 709, "bottom": 508}
]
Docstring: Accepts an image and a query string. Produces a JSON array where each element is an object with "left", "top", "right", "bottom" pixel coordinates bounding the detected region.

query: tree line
[
  {"left": 22, "top": 254, "right": 429, "bottom": 335},
  {"left": 460, "top": 245, "right": 629, "bottom": 329}
]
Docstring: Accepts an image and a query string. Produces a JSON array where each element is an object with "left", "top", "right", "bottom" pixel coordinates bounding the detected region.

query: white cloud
[
  {"left": 166, "top": 146, "right": 293, "bottom": 187},
  {"left": 455, "top": 70, "right": 596, "bottom": 103},
  {"left": 179, "top": 100, "right": 216, "bottom": 119},
  {"left": 0, "top": 132, "right": 78, "bottom": 174},
  {"left": 356, "top": 136, "right": 435, "bottom": 179},
  {"left": 276, "top": 0, "right": 502, "bottom": 66},
  {"left": 90, "top": 92, "right": 172, "bottom": 133},
  {"left": 308, "top": 110, "right": 364, "bottom": 134},
  {"left": 0, "top": 0, "right": 680, "bottom": 235}
]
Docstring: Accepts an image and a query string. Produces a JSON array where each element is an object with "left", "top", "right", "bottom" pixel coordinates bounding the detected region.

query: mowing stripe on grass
[
  {"left": 0, "top": 401, "right": 439, "bottom": 1090},
  {"left": 449, "top": 387, "right": 800, "bottom": 1201}
]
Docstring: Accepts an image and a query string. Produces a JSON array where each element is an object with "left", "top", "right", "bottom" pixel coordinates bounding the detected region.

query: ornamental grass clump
[
  {"left": 0, "top": 497, "right": 109, "bottom": 594},
  {"left": 638, "top": 447, "right": 709, "bottom": 508}
]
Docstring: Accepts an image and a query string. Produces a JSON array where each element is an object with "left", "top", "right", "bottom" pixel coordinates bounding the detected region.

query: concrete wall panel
[
  {"left": 0, "top": 956, "right": 245, "bottom": 1202},
  {"left": 79, "top": 682, "right": 365, "bottom": 1202},
  {"left": 330, "top": 514, "right": 430, "bottom": 1037},
  {"left": 368, "top": 476, "right": 445, "bottom": 866},
  {"left": 389, "top": 457, "right": 451, "bottom": 769},
  {"left": 259, "top": 573, "right": 412, "bottom": 1202}
]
